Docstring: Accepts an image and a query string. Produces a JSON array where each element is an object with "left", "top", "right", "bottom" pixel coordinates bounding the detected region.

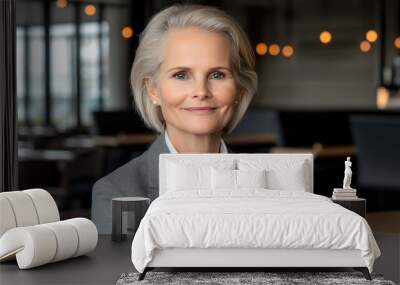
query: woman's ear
[
  {"left": 235, "top": 90, "right": 243, "bottom": 105},
  {"left": 144, "top": 78, "right": 160, "bottom": 105}
]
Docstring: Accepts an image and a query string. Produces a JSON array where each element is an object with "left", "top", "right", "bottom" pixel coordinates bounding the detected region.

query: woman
[{"left": 92, "top": 4, "right": 257, "bottom": 234}]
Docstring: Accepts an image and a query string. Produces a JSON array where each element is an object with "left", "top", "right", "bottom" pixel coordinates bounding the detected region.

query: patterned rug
[{"left": 116, "top": 271, "right": 396, "bottom": 285}]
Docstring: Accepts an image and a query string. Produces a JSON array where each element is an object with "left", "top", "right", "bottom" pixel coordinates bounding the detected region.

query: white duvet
[{"left": 131, "top": 190, "right": 380, "bottom": 273}]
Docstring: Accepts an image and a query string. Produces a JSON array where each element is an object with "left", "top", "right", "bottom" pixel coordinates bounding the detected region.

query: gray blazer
[{"left": 91, "top": 132, "right": 169, "bottom": 234}]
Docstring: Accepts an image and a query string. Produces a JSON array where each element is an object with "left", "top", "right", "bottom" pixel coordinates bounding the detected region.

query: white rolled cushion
[
  {"left": 1, "top": 191, "right": 39, "bottom": 227},
  {"left": 0, "top": 218, "right": 97, "bottom": 269},
  {"left": 65, "top": 218, "right": 98, "bottom": 257},
  {"left": 236, "top": 169, "right": 267, "bottom": 189},
  {"left": 0, "top": 226, "right": 57, "bottom": 269},
  {"left": 211, "top": 168, "right": 236, "bottom": 190},
  {"left": 42, "top": 221, "right": 79, "bottom": 262},
  {"left": 0, "top": 196, "right": 17, "bottom": 237},
  {"left": 23, "top": 188, "right": 60, "bottom": 224},
  {"left": 238, "top": 159, "right": 308, "bottom": 191}
]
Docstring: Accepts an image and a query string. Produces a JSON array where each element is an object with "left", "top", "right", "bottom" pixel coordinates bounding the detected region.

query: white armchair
[{"left": 0, "top": 189, "right": 97, "bottom": 269}]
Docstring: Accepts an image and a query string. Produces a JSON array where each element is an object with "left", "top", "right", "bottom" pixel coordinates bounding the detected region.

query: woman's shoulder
[
  {"left": 92, "top": 132, "right": 168, "bottom": 192},
  {"left": 92, "top": 152, "right": 146, "bottom": 192}
]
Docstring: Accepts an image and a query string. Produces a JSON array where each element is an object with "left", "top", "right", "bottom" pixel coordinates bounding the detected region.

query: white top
[
  {"left": 112, "top": 197, "right": 150, "bottom": 202},
  {"left": 165, "top": 131, "right": 228, "bottom": 154}
]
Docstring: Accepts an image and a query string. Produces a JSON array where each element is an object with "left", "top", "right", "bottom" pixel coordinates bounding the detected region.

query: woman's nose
[{"left": 192, "top": 78, "right": 210, "bottom": 99}]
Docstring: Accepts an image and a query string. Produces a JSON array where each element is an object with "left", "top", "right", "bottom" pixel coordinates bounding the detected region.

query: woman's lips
[{"left": 183, "top": 107, "right": 217, "bottom": 112}]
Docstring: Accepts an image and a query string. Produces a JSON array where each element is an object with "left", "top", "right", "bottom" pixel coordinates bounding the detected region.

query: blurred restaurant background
[{"left": 15, "top": 0, "right": 400, "bottom": 230}]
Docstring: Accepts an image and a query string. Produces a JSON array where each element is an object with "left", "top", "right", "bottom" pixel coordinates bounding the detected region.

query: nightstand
[
  {"left": 331, "top": 198, "right": 366, "bottom": 218},
  {"left": 112, "top": 197, "right": 150, "bottom": 242}
]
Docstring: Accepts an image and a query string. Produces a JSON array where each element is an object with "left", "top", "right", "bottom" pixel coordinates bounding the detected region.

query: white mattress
[{"left": 131, "top": 190, "right": 380, "bottom": 273}]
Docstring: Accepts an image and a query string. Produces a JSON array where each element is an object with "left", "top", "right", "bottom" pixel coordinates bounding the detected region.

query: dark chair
[
  {"left": 350, "top": 115, "right": 400, "bottom": 211},
  {"left": 92, "top": 111, "right": 152, "bottom": 135},
  {"left": 92, "top": 111, "right": 154, "bottom": 177},
  {"left": 276, "top": 110, "right": 354, "bottom": 147},
  {"left": 230, "top": 109, "right": 279, "bottom": 153},
  {"left": 233, "top": 109, "right": 280, "bottom": 135}
]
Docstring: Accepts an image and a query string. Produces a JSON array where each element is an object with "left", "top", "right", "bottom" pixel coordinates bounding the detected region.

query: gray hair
[{"left": 130, "top": 4, "right": 258, "bottom": 134}]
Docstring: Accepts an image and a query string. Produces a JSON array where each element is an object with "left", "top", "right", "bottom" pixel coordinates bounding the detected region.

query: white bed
[{"left": 131, "top": 154, "right": 380, "bottom": 280}]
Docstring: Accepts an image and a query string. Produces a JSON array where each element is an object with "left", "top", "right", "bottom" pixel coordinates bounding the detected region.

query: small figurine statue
[
  {"left": 342, "top": 157, "right": 353, "bottom": 190},
  {"left": 333, "top": 157, "right": 357, "bottom": 198}
]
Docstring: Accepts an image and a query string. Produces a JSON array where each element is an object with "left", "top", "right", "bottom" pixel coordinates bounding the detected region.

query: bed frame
[
  {"left": 138, "top": 154, "right": 372, "bottom": 281},
  {"left": 139, "top": 248, "right": 371, "bottom": 280}
]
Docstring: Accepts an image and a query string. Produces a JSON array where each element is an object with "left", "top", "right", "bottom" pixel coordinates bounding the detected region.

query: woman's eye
[
  {"left": 173, "top": 72, "right": 188, "bottom": 80},
  {"left": 210, "top": 71, "right": 225, "bottom": 80}
]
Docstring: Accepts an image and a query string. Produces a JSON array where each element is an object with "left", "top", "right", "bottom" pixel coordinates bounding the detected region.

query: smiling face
[{"left": 146, "top": 27, "right": 238, "bottom": 136}]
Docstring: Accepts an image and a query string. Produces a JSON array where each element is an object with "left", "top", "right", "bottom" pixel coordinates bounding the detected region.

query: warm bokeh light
[
  {"left": 255, "top": 43, "right": 268, "bottom": 56},
  {"left": 394, "top": 37, "right": 400, "bottom": 49},
  {"left": 56, "top": 0, "right": 68, "bottom": 9},
  {"left": 360, "top": 40, "right": 371, "bottom": 53},
  {"left": 269, "top": 44, "right": 280, "bottom": 56},
  {"left": 282, "top": 45, "right": 294, "bottom": 57},
  {"left": 84, "top": 4, "right": 96, "bottom": 16},
  {"left": 312, "top": 142, "right": 323, "bottom": 153},
  {"left": 366, "top": 30, "right": 378, "bottom": 43},
  {"left": 319, "top": 31, "right": 332, "bottom": 44},
  {"left": 376, "top": 86, "right": 390, "bottom": 110},
  {"left": 121, "top": 26, "right": 134, "bottom": 39}
]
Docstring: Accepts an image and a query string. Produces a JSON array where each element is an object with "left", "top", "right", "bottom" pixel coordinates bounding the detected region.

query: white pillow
[
  {"left": 211, "top": 168, "right": 267, "bottom": 190},
  {"left": 211, "top": 168, "right": 236, "bottom": 190},
  {"left": 236, "top": 169, "right": 267, "bottom": 189},
  {"left": 238, "top": 159, "right": 308, "bottom": 191},
  {"left": 167, "top": 162, "right": 210, "bottom": 191},
  {"left": 167, "top": 160, "right": 235, "bottom": 192}
]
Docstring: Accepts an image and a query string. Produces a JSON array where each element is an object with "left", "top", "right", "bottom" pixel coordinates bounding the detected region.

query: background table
[{"left": 0, "top": 235, "right": 133, "bottom": 285}]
